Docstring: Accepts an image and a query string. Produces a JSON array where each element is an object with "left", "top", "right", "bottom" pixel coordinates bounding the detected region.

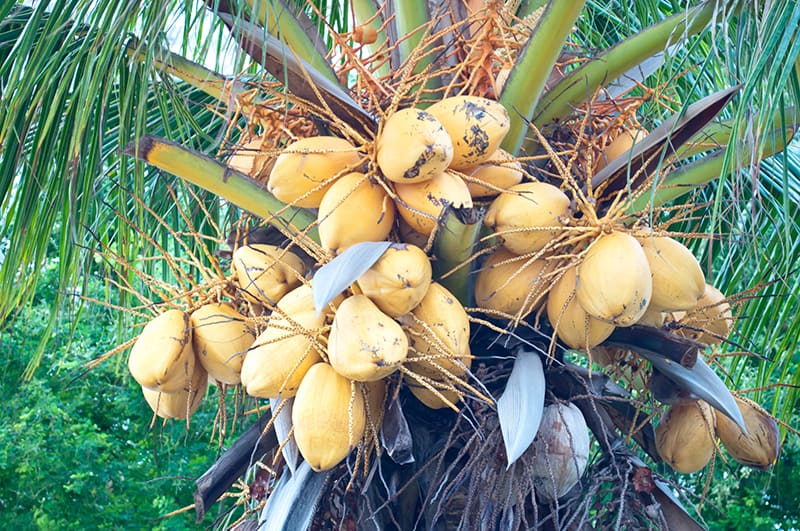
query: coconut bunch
[
  {"left": 237, "top": 243, "right": 482, "bottom": 471},
  {"left": 655, "top": 395, "right": 780, "bottom": 474}
]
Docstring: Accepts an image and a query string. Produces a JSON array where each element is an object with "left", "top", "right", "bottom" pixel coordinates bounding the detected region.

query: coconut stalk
[{"left": 123, "top": 135, "right": 319, "bottom": 242}]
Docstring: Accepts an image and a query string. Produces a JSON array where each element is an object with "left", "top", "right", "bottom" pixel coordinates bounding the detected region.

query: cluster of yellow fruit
[
  {"left": 476, "top": 213, "right": 733, "bottom": 353},
  {"left": 656, "top": 394, "right": 780, "bottom": 473},
  {"left": 128, "top": 238, "right": 474, "bottom": 471},
  {"left": 230, "top": 95, "right": 518, "bottom": 256}
]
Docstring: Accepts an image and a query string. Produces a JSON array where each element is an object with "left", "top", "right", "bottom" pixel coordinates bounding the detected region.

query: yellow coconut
[
  {"left": 406, "top": 374, "right": 463, "bottom": 409},
  {"left": 317, "top": 172, "right": 396, "bottom": 254},
  {"left": 356, "top": 243, "right": 432, "bottom": 317},
  {"left": 677, "top": 283, "right": 733, "bottom": 345},
  {"left": 240, "top": 303, "right": 325, "bottom": 398},
  {"left": 394, "top": 171, "right": 473, "bottom": 235},
  {"left": 228, "top": 138, "right": 274, "bottom": 180},
  {"left": 636, "top": 304, "right": 666, "bottom": 327},
  {"left": 361, "top": 379, "right": 388, "bottom": 433},
  {"left": 128, "top": 309, "right": 195, "bottom": 393},
  {"left": 484, "top": 181, "right": 570, "bottom": 255},
  {"left": 232, "top": 244, "right": 306, "bottom": 305},
  {"left": 462, "top": 148, "right": 524, "bottom": 198},
  {"left": 637, "top": 235, "right": 705, "bottom": 311},
  {"left": 576, "top": 232, "right": 652, "bottom": 327},
  {"left": 715, "top": 396, "right": 780, "bottom": 469},
  {"left": 268, "top": 136, "right": 361, "bottom": 208},
  {"left": 403, "top": 283, "right": 471, "bottom": 380},
  {"left": 546, "top": 266, "right": 616, "bottom": 349},
  {"left": 595, "top": 126, "right": 648, "bottom": 171},
  {"left": 426, "top": 95, "right": 510, "bottom": 170},
  {"left": 328, "top": 295, "right": 409, "bottom": 382},
  {"left": 142, "top": 361, "right": 208, "bottom": 420},
  {"left": 292, "top": 363, "right": 366, "bottom": 471},
  {"left": 376, "top": 108, "right": 454, "bottom": 183},
  {"left": 190, "top": 302, "right": 255, "bottom": 385},
  {"left": 655, "top": 400, "right": 716, "bottom": 473},
  {"left": 474, "top": 248, "right": 552, "bottom": 317},
  {"left": 397, "top": 218, "right": 430, "bottom": 249}
]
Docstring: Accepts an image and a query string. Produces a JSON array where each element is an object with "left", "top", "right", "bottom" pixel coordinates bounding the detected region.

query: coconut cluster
[
  {"left": 127, "top": 88, "right": 779, "bottom": 497},
  {"left": 655, "top": 395, "right": 780, "bottom": 473}
]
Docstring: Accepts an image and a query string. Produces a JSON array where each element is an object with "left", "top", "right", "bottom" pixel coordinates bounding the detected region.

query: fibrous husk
[
  {"left": 474, "top": 247, "right": 552, "bottom": 317},
  {"left": 530, "top": 402, "right": 591, "bottom": 501},
  {"left": 546, "top": 266, "right": 615, "bottom": 349},
  {"left": 142, "top": 360, "right": 208, "bottom": 420},
  {"left": 128, "top": 309, "right": 195, "bottom": 393},
  {"left": 240, "top": 285, "right": 326, "bottom": 398},
  {"left": 426, "top": 95, "right": 510, "bottom": 170},
  {"left": 637, "top": 234, "right": 705, "bottom": 312},
  {"left": 462, "top": 148, "right": 523, "bottom": 198},
  {"left": 317, "top": 172, "right": 395, "bottom": 254},
  {"left": 576, "top": 231, "right": 652, "bottom": 326},
  {"left": 190, "top": 302, "right": 255, "bottom": 385},
  {"left": 292, "top": 363, "right": 366, "bottom": 471},
  {"left": 268, "top": 136, "right": 361, "bottom": 208},
  {"left": 232, "top": 244, "right": 306, "bottom": 305},
  {"left": 484, "top": 181, "right": 570, "bottom": 255},
  {"left": 376, "top": 108, "right": 454, "bottom": 184},
  {"left": 655, "top": 400, "right": 716, "bottom": 473},
  {"left": 715, "top": 396, "right": 780, "bottom": 469},
  {"left": 394, "top": 170, "right": 473, "bottom": 235},
  {"left": 356, "top": 243, "right": 432, "bottom": 318},
  {"left": 328, "top": 295, "right": 409, "bottom": 382}
]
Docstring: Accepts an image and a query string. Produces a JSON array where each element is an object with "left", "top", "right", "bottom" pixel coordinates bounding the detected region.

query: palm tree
[{"left": 2, "top": 0, "right": 799, "bottom": 528}]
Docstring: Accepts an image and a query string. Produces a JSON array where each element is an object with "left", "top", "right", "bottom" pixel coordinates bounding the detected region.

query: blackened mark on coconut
[
  {"left": 404, "top": 148, "right": 436, "bottom": 179},
  {"left": 464, "top": 124, "right": 490, "bottom": 159}
]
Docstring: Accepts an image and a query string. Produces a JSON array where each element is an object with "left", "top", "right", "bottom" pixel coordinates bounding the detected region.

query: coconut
[
  {"left": 406, "top": 375, "right": 464, "bottom": 409},
  {"left": 328, "top": 295, "right": 409, "bottom": 382},
  {"left": 484, "top": 181, "right": 570, "bottom": 255},
  {"left": 361, "top": 379, "right": 388, "bottom": 433},
  {"left": 715, "top": 396, "right": 780, "bottom": 469},
  {"left": 677, "top": 283, "right": 733, "bottom": 345},
  {"left": 462, "top": 148, "right": 524, "bottom": 198},
  {"left": 637, "top": 235, "right": 705, "bottom": 311},
  {"left": 394, "top": 171, "right": 473, "bottom": 235},
  {"left": 268, "top": 136, "right": 361, "bottom": 208},
  {"left": 530, "top": 403, "right": 591, "bottom": 501},
  {"left": 474, "top": 247, "right": 552, "bottom": 317},
  {"left": 190, "top": 302, "right": 255, "bottom": 385},
  {"left": 546, "top": 266, "right": 615, "bottom": 349},
  {"left": 142, "top": 361, "right": 208, "bottom": 420},
  {"left": 128, "top": 309, "right": 195, "bottom": 393},
  {"left": 317, "top": 172, "right": 396, "bottom": 254},
  {"left": 376, "top": 108, "right": 454, "bottom": 183},
  {"left": 292, "top": 363, "right": 366, "bottom": 471},
  {"left": 228, "top": 137, "right": 274, "bottom": 180},
  {"left": 403, "top": 283, "right": 471, "bottom": 380},
  {"left": 240, "top": 287, "right": 326, "bottom": 398},
  {"left": 232, "top": 244, "right": 306, "bottom": 305},
  {"left": 576, "top": 231, "right": 652, "bottom": 326},
  {"left": 655, "top": 400, "right": 716, "bottom": 473},
  {"left": 426, "top": 95, "right": 510, "bottom": 170},
  {"left": 356, "top": 243, "right": 432, "bottom": 317},
  {"left": 595, "top": 126, "right": 648, "bottom": 171}
]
